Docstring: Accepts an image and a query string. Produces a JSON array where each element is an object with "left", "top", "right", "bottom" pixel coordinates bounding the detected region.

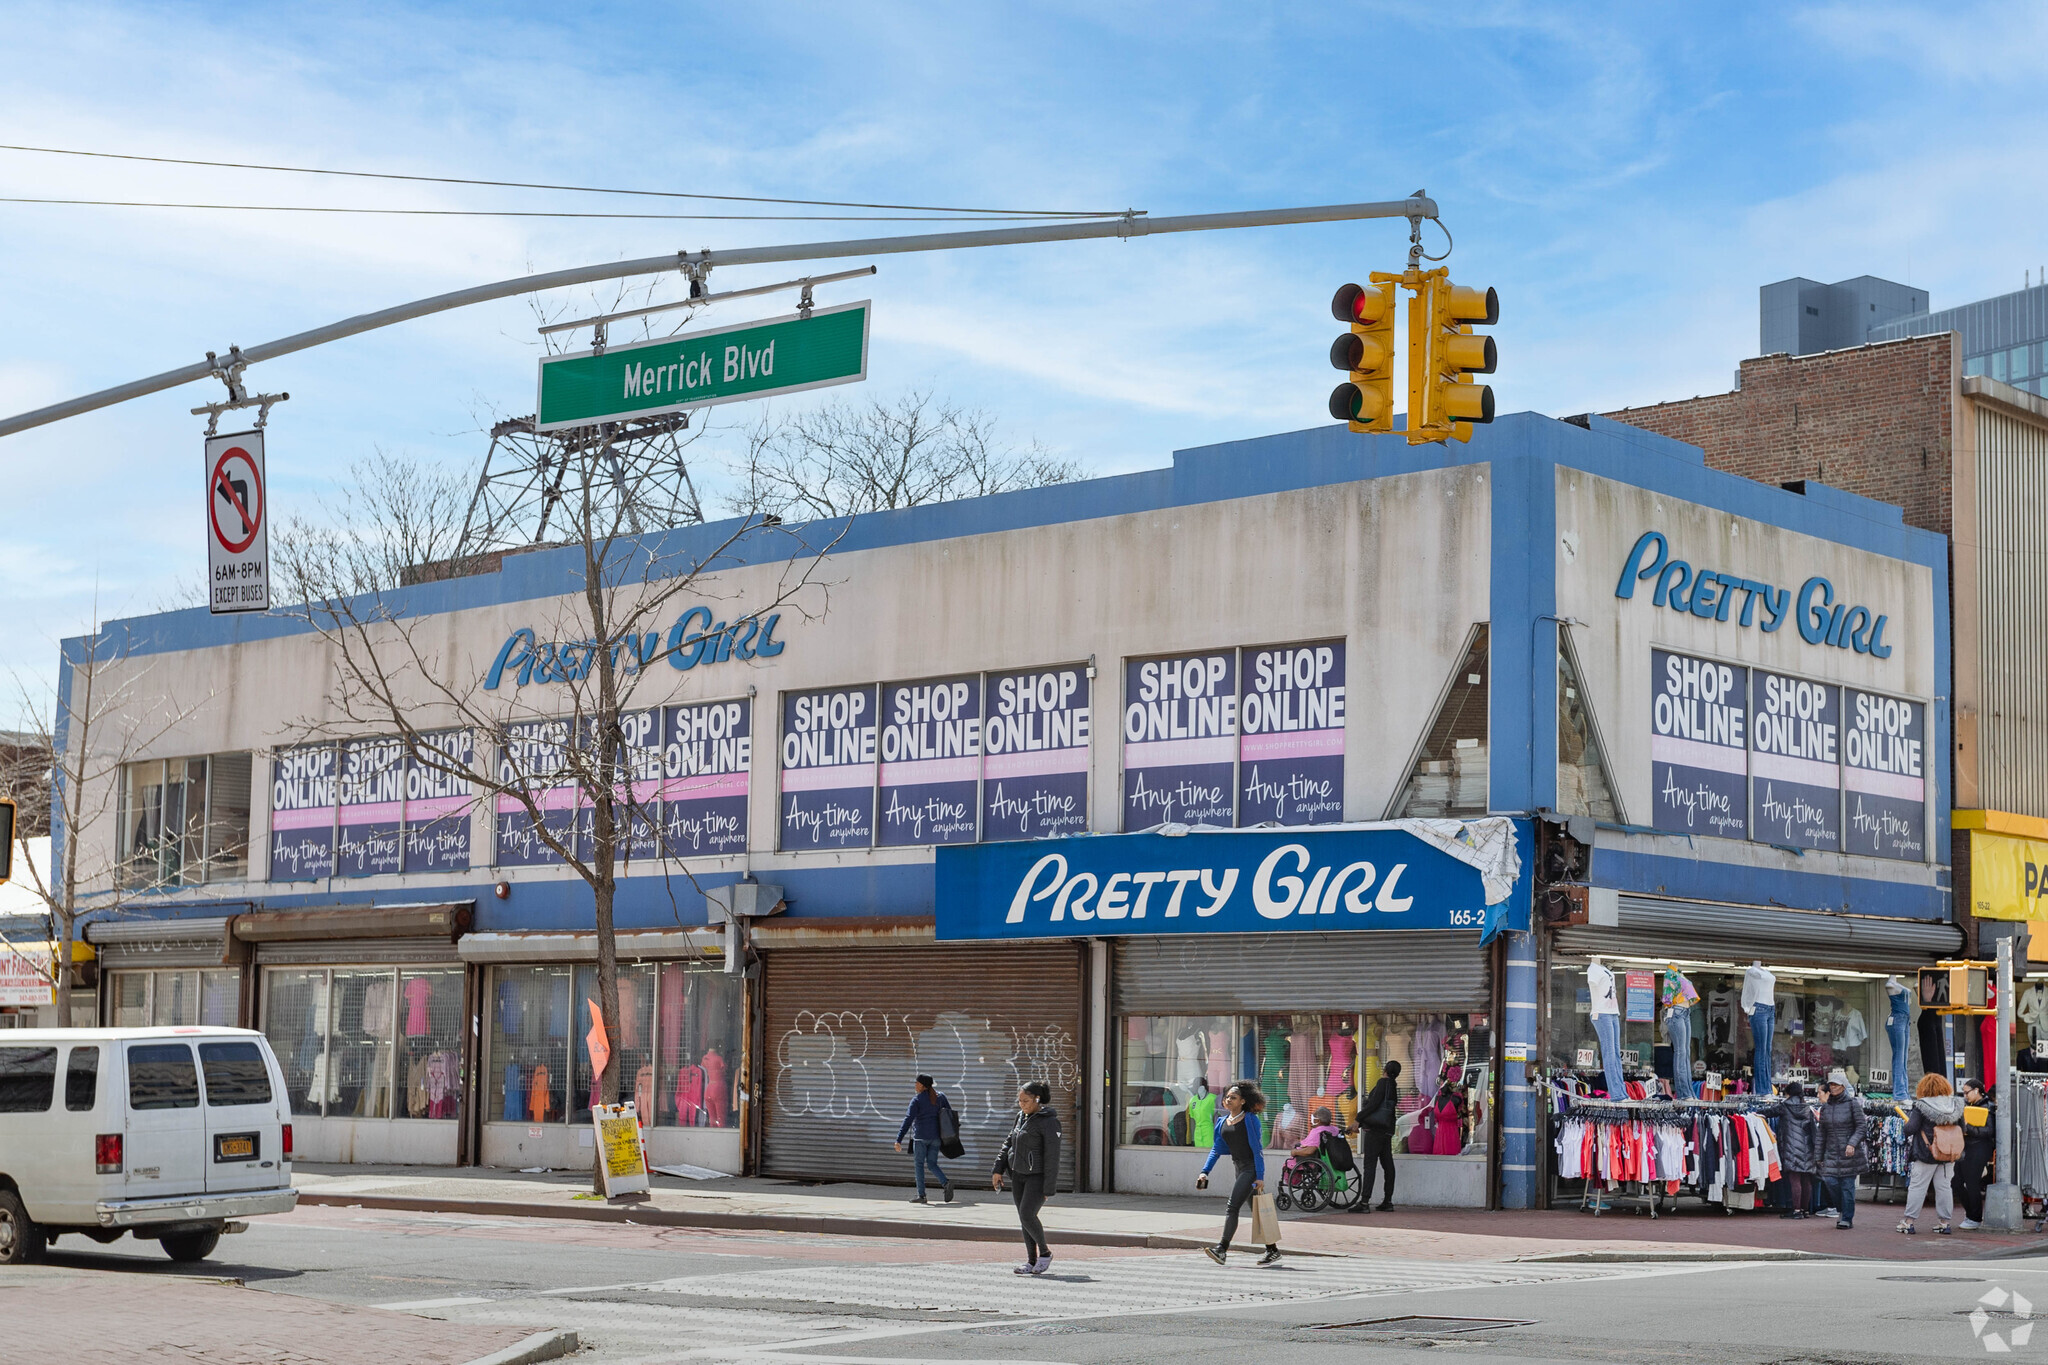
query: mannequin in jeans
[
  {"left": 1743, "top": 961, "right": 1778, "bottom": 1091},
  {"left": 1587, "top": 957, "right": 1625, "bottom": 1098},
  {"left": 1886, "top": 978, "right": 1911, "bottom": 1092},
  {"left": 1662, "top": 966, "right": 1701, "bottom": 1100}
]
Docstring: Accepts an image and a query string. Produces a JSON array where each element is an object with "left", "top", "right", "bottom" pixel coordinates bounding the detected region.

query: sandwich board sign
[
  {"left": 592, "top": 1102, "right": 651, "bottom": 1200},
  {"left": 207, "top": 430, "right": 271, "bottom": 614},
  {"left": 536, "top": 301, "right": 869, "bottom": 431}
]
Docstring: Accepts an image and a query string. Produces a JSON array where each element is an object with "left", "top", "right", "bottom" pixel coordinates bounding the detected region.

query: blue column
[{"left": 1500, "top": 927, "right": 1539, "bottom": 1208}]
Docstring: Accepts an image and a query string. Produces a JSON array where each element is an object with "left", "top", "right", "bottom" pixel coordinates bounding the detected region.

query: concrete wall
[
  {"left": 63, "top": 463, "right": 1492, "bottom": 920},
  {"left": 479, "top": 1121, "right": 741, "bottom": 1174},
  {"left": 1113, "top": 1145, "right": 1485, "bottom": 1207}
]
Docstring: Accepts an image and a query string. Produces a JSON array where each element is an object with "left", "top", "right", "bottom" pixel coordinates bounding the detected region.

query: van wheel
[
  {"left": 0, "top": 1190, "right": 45, "bottom": 1264},
  {"left": 159, "top": 1229, "right": 220, "bottom": 1263}
]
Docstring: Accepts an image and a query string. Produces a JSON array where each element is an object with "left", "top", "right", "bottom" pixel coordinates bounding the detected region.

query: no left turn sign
[{"left": 206, "top": 429, "right": 271, "bottom": 614}]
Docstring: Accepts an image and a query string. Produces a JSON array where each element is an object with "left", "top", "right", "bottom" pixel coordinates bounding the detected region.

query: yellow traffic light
[
  {"left": 1327, "top": 280, "right": 1396, "bottom": 433},
  {"left": 1406, "top": 272, "right": 1498, "bottom": 445}
]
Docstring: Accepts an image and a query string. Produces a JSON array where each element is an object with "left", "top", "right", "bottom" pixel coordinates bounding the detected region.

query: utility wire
[
  {"left": 0, "top": 196, "right": 1103, "bottom": 222},
  {"left": 0, "top": 143, "right": 1132, "bottom": 219}
]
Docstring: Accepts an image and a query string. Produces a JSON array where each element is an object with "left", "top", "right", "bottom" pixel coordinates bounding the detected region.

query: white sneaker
[
  {"left": 1029, "top": 1256, "right": 1053, "bottom": 1275},
  {"left": 1961, "top": 1219, "right": 1982, "bottom": 1230},
  {"left": 1013, "top": 1260, "right": 1036, "bottom": 1274}
]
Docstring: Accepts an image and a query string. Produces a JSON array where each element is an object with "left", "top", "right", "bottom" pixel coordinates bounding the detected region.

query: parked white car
[{"left": 0, "top": 1027, "right": 298, "bottom": 1263}]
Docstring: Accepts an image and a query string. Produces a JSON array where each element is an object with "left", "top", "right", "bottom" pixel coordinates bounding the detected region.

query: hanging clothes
[
  {"left": 502, "top": 1062, "right": 524, "bottom": 1121},
  {"left": 660, "top": 966, "right": 687, "bottom": 1060},
  {"left": 1206, "top": 1027, "right": 1232, "bottom": 1090},
  {"left": 1175, "top": 1030, "right": 1207, "bottom": 1087},
  {"left": 618, "top": 974, "right": 642, "bottom": 1050},
  {"left": 1260, "top": 1028, "right": 1288, "bottom": 1101},
  {"left": 702, "top": 1049, "right": 729, "bottom": 1126},
  {"left": 1326, "top": 1028, "right": 1358, "bottom": 1096},
  {"left": 1412, "top": 1017, "right": 1445, "bottom": 1103},
  {"left": 1287, "top": 1027, "right": 1316, "bottom": 1108},
  {"left": 527, "top": 1064, "right": 552, "bottom": 1122}
]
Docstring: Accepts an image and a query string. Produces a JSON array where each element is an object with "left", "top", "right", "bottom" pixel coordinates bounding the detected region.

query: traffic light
[
  {"left": 1327, "top": 280, "right": 1396, "bottom": 433},
  {"left": 1409, "top": 272, "right": 1499, "bottom": 444}
]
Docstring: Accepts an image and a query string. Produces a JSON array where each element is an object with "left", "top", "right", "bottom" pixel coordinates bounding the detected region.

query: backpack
[
  {"left": 936, "top": 1097, "right": 964, "bottom": 1159},
  {"left": 1318, "top": 1130, "right": 1356, "bottom": 1173},
  {"left": 1929, "top": 1122, "right": 1965, "bottom": 1163}
]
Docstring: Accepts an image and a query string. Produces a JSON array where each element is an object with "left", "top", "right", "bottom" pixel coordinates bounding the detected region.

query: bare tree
[
  {"left": 282, "top": 431, "right": 838, "bottom": 1113},
  {"left": 727, "top": 391, "right": 1083, "bottom": 520},
  {"left": 275, "top": 448, "right": 479, "bottom": 601},
  {"left": 2, "top": 610, "right": 216, "bottom": 1025}
]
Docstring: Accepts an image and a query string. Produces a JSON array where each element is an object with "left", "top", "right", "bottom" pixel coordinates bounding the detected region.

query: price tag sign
[{"left": 1574, "top": 1047, "right": 1596, "bottom": 1069}]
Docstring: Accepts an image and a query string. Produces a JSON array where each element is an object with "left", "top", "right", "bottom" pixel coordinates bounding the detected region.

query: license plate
[{"left": 214, "top": 1133, "right": 258, "bottom": 1162}]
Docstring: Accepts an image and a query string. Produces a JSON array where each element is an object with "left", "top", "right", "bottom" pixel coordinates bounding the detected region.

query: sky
[{"left": 3, "top": 0, "right": 2045, "bottom": 712}]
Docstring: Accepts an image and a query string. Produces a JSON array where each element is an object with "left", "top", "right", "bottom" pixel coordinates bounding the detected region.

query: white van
[{"left": 0, "top": 1026, "right": 297, "bottom": 1263}]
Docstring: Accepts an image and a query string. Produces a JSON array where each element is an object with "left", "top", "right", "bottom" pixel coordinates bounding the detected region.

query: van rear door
[
  {"left": 123, "top": 1042, "right": 204, "bottom": 1195},
  {"left": 197, "top": 1039, "right": 282, "bottom": 1192}
]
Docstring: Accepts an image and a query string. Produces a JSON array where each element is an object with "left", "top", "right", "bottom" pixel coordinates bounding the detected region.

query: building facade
[{"left": 58, "top": 411, "right": 1950, "bottom": 1207}]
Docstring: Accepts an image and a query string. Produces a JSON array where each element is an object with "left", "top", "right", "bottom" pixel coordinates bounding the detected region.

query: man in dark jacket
[
  {"left": 993, "top": 1081, "right": 1062, "bottom": 1275},
  {"left": 1814, "top": 1071, "right": 1866, "bottom": 1229},
  {"left": 1957, "top": 1079, "right": 1995, "bottom": 1230},
  {"left": 1356, "top": 1060, "right": 1401, "bottom": 1211},
  {"left": 895, "top": 1074, "right": 954, "bottom": 1204}
]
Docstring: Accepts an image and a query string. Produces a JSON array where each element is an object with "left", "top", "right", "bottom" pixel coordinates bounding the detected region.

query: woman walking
[
  {"left": 992, "top": 1080, "right": 1062, "bottom": 1276},
  {"left": 1815, "top": 1070, "right": 1865, "bottom": 1229},
  {"left": 1899, "top": 1073, "right": 1966, "bottom": 1236},
  {"left": 1197, "top": 1081, "right": 1280, "bottom": 1267}
]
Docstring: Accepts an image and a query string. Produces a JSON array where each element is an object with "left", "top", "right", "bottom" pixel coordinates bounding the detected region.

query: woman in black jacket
[
  {"left": 1814, "top": 1072, "right": 1866, "bottom": 1230},
  {"left": 1775, "top": 1081, "right": 1821, "bottom": 1219},
  {"left": 993, "top": 1080, "right": 1062, "bottom": 1276}
]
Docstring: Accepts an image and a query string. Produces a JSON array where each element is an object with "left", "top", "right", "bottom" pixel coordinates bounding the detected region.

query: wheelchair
[{"left": 1272, "top": 1130, "right": 1365, "bottom": 1212}]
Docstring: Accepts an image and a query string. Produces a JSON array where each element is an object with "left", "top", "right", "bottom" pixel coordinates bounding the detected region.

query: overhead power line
[
  {"left": 0, "top": 197, "right": 1094, "bottom": 222},
  {"left": 0, "top": 143, "right": 1129, "bottom": 219}
]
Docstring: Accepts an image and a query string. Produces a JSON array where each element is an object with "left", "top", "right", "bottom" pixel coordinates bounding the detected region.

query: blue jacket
[
  {"left": 1200, "top": 1112, "right": 1265, "bottom": 1180},
  {"left": 897, "top": 1089, "right": 952, "bottom": 1143}
]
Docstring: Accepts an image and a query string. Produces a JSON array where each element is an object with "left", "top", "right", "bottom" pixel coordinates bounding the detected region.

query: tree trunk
[{"left": 53, "top": 914, "right": 73, "bottom": 1028}]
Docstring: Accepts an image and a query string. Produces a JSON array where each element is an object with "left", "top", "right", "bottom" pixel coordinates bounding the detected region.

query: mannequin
[
  {"left": 1326, "top": 1021, "right": 1358, "bottom": 1097},
  {"left": 1175, "top": 1026, "right": 1206, "bottom": 1087},
  {"left": 1742, "top": 961, "right": 1777, "bottom": 1090},
  {"left": 1586, "top": 956, "right": 1625, "bottom": 1099},
  {"left": 1187, "top": 1077, "right": 1217, "bottom": 1146},
  {"left": 1661, "top": 964, "right": 1700, "bottom": 1100},
  {"left": 1883, "top": 976, "right": 1911, "bottom": 1089}
]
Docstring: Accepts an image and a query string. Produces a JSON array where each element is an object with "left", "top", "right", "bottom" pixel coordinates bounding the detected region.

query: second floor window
[{"left": 117, "top": 754, "right": 252, "bottom": 889}]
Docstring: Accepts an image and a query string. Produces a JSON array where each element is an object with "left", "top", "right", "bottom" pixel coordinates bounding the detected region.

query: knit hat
[{"left": 1827, "top": 1068, "right": 1848, "bottom": 1086}]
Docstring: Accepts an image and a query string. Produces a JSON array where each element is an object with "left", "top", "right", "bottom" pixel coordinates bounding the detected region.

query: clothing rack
[{"left": 1546, "top": 1085, "right": 1792, "bottom": 1219}]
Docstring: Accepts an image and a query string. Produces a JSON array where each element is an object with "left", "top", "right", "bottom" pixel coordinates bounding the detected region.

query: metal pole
[
  {"left": 0, "top": 195, "right": 1437, "bottom": 439},
  {"left": 1986, "top": 936, "right": 2023, "bottom": 1229}
]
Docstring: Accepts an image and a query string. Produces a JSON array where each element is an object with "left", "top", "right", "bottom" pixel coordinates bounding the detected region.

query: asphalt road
[{"left": 37, "top": 1205, "right": 2048, "bottom": 1363}]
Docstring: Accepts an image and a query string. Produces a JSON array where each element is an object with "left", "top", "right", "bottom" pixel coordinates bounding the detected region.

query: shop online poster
[
  {"left": 1238, "top": 641, "right": 1345, "bottom": 825},
  {"left": 337, "top": 735, "right": 405, "bottom": 877},
  {"left": 663, "top": 699, "right": 751, "bottom": 856},
  {"left": 575, "top": 710, "right": 663, "bottom": 864},
  {"left": 982, "top": 665, "right": 1090, "bottom": 841},
  {"left": 405, "top": 729, "right": 474, "bottom": 873},
  {"left": 780, "top": 685, "right": 877, "bottom": 849},
  {"left": 1649, "top": 649, "right": 1748, "bottom": 839},
  {"left": 270, "top": 744, "right": 337, "bottom": 881},
  {"left": 1843, "top": 688, "right": 1926, "bottom": 861},
  {"left": 497, "top": 718, "right": 574, "bottom": 866},
  {"left": 1123, "top": 650, "right": 1237, "bottom": 830},
  {"left": 1749, "top": 671, "right": 1840, "bottom": 850},
  {"left": 879, "top": 675, "right": 981, "bottom": 847}
]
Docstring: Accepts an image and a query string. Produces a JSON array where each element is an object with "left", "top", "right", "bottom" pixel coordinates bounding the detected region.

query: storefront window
[
  {"left": 487, "top": 960, "right": 741, "bottom": 1129},
  {"left": 655, "top": 963, "right": 741, "bottom": 1129},
  {"left": 1544, "top": 957, "right": 1893, "bottom": 1095},
  {"left": 263, "top": 968, "right": 330, "bottom": 1117},
  {"left": 490, "top": 965, "right": 573, "bottom": 1124},
  {"left": 261, "top": 966, "right": 460, "bottom": 1120},
  {"left": 1119, "top": 1011, "right": 1489, "bottom": 1156},
  {"left": 109, "top": 969, "right": 240, "bottom": 1028}
]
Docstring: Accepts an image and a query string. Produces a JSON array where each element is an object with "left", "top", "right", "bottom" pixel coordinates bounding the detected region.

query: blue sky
[{"left": 3, "top": 1, "right": 2043, "bottom": 707}]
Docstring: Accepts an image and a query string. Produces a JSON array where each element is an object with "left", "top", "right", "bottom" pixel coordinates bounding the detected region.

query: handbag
[
  {"left": 1247, "top": 1190, "right": 1282, "bottom": 1245},
  {"left": 937, "top": 1099, "right": 965, "bottom": 1160}
]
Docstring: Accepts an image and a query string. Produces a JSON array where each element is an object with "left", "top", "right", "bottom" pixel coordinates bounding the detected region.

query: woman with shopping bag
[{"left": 1196, "top": 1081, "right": 1281, "bottom": 1266}]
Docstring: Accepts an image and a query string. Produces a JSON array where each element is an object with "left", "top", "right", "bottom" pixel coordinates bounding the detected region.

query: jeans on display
[
  {"left": 910, "top": 1138, "right": 949, "bottom": 1199},
  {"left": 1905, "top": 1160, "right": 1954, "bottom": 1224},
  {"left": 1664, "top": 1006, "right": 1697, "bottom": 1099},
  {"left": 1748, "top": 1003, "right": 1776, "bottom": 1089},
  {"left": 1918, "top": 1009, "right": 1945, "bottom": 1082},
  {"left": 1592, "top": 1010, "right": 1627, "bottom": 1099},
  {"left": 1821, "top": 1174, "right": 1858, "bottom": 1226},
  {"left": 1887, "top": 997, "right": 1911, "bottom": 1091}
]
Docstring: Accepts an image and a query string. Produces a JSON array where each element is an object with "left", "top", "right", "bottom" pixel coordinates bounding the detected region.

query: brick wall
[{"left": 1602, "top": 334, "right": 1956, "bottom": 536}]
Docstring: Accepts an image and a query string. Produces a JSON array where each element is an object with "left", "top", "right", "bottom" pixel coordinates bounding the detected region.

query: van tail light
[
  {"left": 95, "top": 1133, "right": 123, "bottom": 1174},
  {"left": 281, "top": 1124, "right": 293, "bottom": 1161}
]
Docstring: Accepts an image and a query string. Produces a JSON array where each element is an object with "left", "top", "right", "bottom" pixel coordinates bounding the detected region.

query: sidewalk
[
  {"left": 0, "top": 1262, "right": 571, "bottom": 1365},
  {"left": 294, "top": 1163, "right": 2048, "bottom": 1263}
]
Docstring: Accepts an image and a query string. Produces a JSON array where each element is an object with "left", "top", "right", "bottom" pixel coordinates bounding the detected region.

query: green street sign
[{"left": 535, "top": 300, "right": 869, "bottom": 431}]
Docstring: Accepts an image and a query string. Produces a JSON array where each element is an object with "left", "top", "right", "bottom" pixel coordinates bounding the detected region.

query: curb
[
  {"left": 461, "top": 1329, "right": 579, "bottom": 1365},
  {"left": 1511, "top": 1249, "right": 1840, "bottom": 1263},
  {"left": 298, "top": 1192, "right": 1159, "bottom": 1248}
]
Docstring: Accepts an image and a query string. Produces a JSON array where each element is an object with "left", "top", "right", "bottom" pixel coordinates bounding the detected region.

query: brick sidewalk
[{"left": 0, "top": 1265, "right": 549, "bottom": 1364}]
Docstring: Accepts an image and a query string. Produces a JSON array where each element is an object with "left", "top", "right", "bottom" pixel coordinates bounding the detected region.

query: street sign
[
  {"left": 206, "top": 429, "right": 271, "bottom": 614},
  {"left": 535, "top": 300, "right": 869, "bottom": 431}
]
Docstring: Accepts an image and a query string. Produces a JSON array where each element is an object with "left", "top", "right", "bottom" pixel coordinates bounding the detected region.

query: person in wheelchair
[{"left": 1282, "top": 1106, "right": 1345, "bottom": 1182}]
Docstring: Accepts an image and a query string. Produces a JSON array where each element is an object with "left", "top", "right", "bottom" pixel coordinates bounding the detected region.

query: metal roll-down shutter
[
  {"left": 1113, "top": 930, "right": 1490, "bottom": 1015},
  {"left": 761, "top": 943, "right": 1084, "bottom": 1189}
]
